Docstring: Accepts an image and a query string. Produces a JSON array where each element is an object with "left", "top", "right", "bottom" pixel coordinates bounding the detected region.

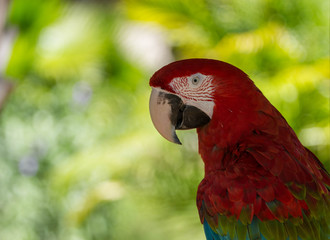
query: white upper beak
[{"left": 149, "top": 88, "right": 182, "bottom": 144}]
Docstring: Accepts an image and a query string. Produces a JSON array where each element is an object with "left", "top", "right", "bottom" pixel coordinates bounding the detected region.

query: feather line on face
[{"left": 169, "top": 74, "right": 215, "bottom": 102}]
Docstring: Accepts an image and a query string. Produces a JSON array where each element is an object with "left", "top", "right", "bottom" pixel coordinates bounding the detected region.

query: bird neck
[{"left": 196, "top": 91, "right": 275, "bottom": 174}]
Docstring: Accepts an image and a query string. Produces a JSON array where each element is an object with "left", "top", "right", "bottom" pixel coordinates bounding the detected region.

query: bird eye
[{"left": 192, "top": 77, "right": 199, "bottom": 85}]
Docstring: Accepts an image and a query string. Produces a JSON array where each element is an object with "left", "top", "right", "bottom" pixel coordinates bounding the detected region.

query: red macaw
[{"left": 149, "top": 59, "right": 329, "bottom": 240}]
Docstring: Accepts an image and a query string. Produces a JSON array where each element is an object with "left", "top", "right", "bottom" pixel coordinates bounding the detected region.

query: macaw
[{"left": 149, "top": 59, "right": 329, "bottom": 240}]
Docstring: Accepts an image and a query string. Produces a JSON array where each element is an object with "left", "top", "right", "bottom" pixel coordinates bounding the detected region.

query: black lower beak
[
  {"left": 175, "top": 103, "right": 211, "bottom": 130},
  {"left": 162, "top": 92, "right": 210, "bottom": 130}
]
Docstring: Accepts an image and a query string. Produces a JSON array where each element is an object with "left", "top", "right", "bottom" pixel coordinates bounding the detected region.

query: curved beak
[{"left": 149, "top": 88, "right": 211, "bottom": 144}]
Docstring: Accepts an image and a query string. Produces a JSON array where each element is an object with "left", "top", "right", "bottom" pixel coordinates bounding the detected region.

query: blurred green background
[{"left": 0, "top": 0, "right": 329, "bottom": 239}]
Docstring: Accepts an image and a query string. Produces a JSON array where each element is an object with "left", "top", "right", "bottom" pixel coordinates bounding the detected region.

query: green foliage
[{"left": 0, "top": 0, "right": 329, "bottom": 239}]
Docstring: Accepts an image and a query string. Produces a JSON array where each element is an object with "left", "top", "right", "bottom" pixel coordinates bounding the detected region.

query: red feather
[{"left": 150, "top": 59, "right": 329, "bottom": 238}]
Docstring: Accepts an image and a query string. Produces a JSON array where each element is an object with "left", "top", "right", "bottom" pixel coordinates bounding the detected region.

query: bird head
[{"left": 149, "top": 58, "right": 254, "bottom": 144}]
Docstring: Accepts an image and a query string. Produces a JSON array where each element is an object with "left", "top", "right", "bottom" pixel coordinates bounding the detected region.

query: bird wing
[{"left": 198, "top": 131, "right": 329, "bottom": 240}]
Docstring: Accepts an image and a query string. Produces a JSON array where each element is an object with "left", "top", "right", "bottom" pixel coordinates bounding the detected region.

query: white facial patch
[
  {"left": 169, "top": 73, "right": 215, "bottom": 118},
  {"left": 169, "top": 73, "right": 215, "bottom": 101}
]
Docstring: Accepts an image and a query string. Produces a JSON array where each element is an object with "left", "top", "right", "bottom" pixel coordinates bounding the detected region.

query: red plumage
[{"left": 150, "top": 59, "right": 329, "bottom": 239}]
